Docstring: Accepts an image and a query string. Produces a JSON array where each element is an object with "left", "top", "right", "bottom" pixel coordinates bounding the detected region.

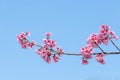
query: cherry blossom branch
[
  {"left": 17, "top": 25, "right": 120, "bottom": 64},
  {"left": 34, "top": 41, "right": 120, "bottom": 56}
]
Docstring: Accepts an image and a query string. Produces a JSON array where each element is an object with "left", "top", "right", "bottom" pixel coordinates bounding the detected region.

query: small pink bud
[
  {"left": 25, "top": 32, "right": 31, "bottom": 36},
  {"left": 45, "top": 32, "right": 52, "bottom": 38},
  {"left": 81, "top": 59, "right": 88, "bottom": 65},
  {"left": 96, "top": 53, "right": 105, "bottom": 64}
]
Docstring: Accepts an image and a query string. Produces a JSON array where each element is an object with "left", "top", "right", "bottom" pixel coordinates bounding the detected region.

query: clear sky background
[{"left": 0, "top": 0, "right": 120, "bottom": 80}]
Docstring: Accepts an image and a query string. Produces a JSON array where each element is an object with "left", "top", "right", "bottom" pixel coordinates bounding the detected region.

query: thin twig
[
  {"left": 52, "top": 49, "right": 120, "bottom": 56},
  {"left": 109, "top": 38, "right": 120, "bottom": 51},
  {"left": 94, "top": 42, "right": 106, "bottom": 54}
]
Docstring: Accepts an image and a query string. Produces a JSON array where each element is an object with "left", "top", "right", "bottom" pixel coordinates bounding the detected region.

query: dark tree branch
[
  {"left": 109, "top": 38, "right": 120, "bottom": 51},
  {"left": 34, "top": 41, "right": 120, "bottom": 56}
]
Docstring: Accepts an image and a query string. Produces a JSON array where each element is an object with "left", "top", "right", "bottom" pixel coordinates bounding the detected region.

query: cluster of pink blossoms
[
  {"left": 35, "top": 32, "right": 63, "bottom": 63},
  {"left": 17, "top": 32, "right": 36, "bottom": 48},
  {"left": 17, "top": 32, "right": 63, "bottom": 63},
  {"left": 81, "top": 25, "right": 118, "bottom": 64},
  {"left": 17, "top": 25, "right": 118, "bottom": 65}
]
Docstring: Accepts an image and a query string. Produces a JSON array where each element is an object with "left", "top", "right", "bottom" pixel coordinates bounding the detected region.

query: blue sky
[{"left": 0, "top": 0, "right": 120, "bottom": 80}]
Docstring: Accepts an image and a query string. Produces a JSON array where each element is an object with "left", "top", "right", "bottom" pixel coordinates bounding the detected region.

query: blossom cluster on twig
[
  {"left": 17, "top": 25, "right": 120, "bottom": 64},
  {"left": 17, "top": 32, "right": 62, "bottom": 63},
  {"left": 81, "top": 25, "right": 118, "bottom": 64}
]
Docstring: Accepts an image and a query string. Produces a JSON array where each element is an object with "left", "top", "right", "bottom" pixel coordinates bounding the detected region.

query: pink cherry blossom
[
  {"left": 98, "top": 25, "right": 109, "bottom": 45},
  {"left": 81, "top": 59, "right": 88, "bottom": 65},
  {"left": 87, "top": 25, "right": 118, "bottom": 47},
  {"left": 45, "top": 32, "right": 52, "bottom": 38},
  {"left": 98, "top": 34, "right": 109, "bottom": 45},
  {"left": 46, "top": 57, "right": 51, "bottom": 63},
  {"left": 98, "top": 25, "right": 118, "bottom": 45},
  {"left": 87, "top": 25, "right": 110, "bottom": 47},
  {"left": 56, "top": 46, "right": 63, "bottom": 56},
  {"left": 87, "top": 25, "right": 110, "bottom": 46},
  {"left": 25, "top": 32, "right": 31, "bottom": 36},
  {"left": 17, "top": 32, "right": 29, "bottom": 48},
  {"left": 35, "top": 32, "right": 62, "bottom": 63},
  {"left": 35, "top": 45, "right": 51, "bottom": 63},
  {"left": 80, "top": 45, "right": 93, "bottom": 59},
  {"left": 17, "top": 32, "right": 35, "bottom": 48},
  {"left": 44, "top": 32, "right": 56, "bottom": 49},
  {"left": 109, "top": 31, "right": 118, "bottom": 40},
  {"left": 52, "top": 54, "right": 59, "bottom": 62},
  {"left": 35, "top": 45, "right": 61, "bottom": 63},
  {"left": 17, "top": 25, "right": 119, "bottom": 64},
  {"left": 99, "top": 25, "right": 109, "bottom": 35},
  {"left": 43, "top": 39, "right": 56, "bottom": 49},
  {"left": 28, "top": 41, "right": 36, "bottom": 48},
  {"left": 96, "top": 53, "right": 105, "bottom": 64},
  {"left": 87, "top": 34, "right": 102, "bottom": 47}
]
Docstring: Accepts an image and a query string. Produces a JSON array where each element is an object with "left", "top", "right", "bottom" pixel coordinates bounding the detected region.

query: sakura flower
[
  {"left": 99, "top": 25, "right": 109, "bottom": 35},
  {"left": 46, "top": 57, "right": 51, "bottom": 63},
  {"left": 17, "top": 32, "right": 29, "bottom": 48},
  {"left": 87, "top": 34, "right": 101, "bottom": 47},
  {"left": 17, "top": 32, "right": 36, "bottom": 48},
  {"left": 80, "top": 45, "right": 93, "bottom": 59},
  {"left": 98, "top": 25, "right": 110, "bottom": 45},
  {"left": 36, "top": 32, "right": 62, "bottom": 63},
  {"left": 17, "top": 32, "right": 63, "bottom": 63},
  {"left": 52, "top": 54, "right": 59, "bottom": 62},
  {"left": 36, "top": 45, "right": 61, "bottom": 63},
  {"left": 87, "top": 25, "right": 112, "bottom": 47},
  {"left": 35, "top": 45, "right": 52, "bottom": 63},
  {"left": 50, "top": 40, "right": 56, "bottom": 48},
  {"left": 98, "top": 34, "right": 109, "bottom": 45},
  {"left": 43, "top": 39, "right": 56, "bottom": 49},
  {"left": 81, "top": 59, "right": 88, "bottom": 65},
  {"left": 28, "top": 41, "right": 36, "bottom": 48},
  {"left": 109, "top": 31, "right": 118, "bottom": 40},
  {"left": 56, "top": 46, "right": 63, "bottom": 56},
  {"left": 98, "top": 25, "right": 118, "bottom": 45},
  {"left": 35, "top": 49, "right": 42, "bottom": 55},
  {"left": 96, "top": 53, "right": 105, "bottom": 64},
  {"left": 45, "top": 32, "right": 52, "bottom": 39},
  {"left": 25, "top": 32, "right": 31, "bottom": 36}
]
